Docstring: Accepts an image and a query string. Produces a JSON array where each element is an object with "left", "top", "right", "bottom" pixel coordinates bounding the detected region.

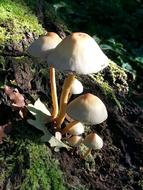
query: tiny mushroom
[
  {"left": 67, "top": 78, "right": 83, "bottom": 102},
  {"left": 70, "top": 78, "right": 83, "bottom": 95},
  {"left": 81, "top": 133, "right": 103, "bottom": 159},
  {"left": 55, "top": 131, "right": 62, "bottom": 141},
  {"left": 67, "top": 135, "right": 83, "bottom": 147},
  {"left": 47, "top": 32, "right": 109, "bottom": 128},
  {"left": 62, "top": 78, "right": 83, "bottom": 107},
  {"left": 27, "top": 32, "right": 62, "bottom": 119},
  {"left": 62, "top": 121, "right": 84, "bottom": 136},
  {"left": 65, "top": 93, "right": 107, "bottom": 156},
  {"left": 66, "top": 93, "right": 108, "bottom": 125}
]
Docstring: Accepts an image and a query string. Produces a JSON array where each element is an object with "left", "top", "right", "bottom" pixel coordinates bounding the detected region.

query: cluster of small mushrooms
[{"left": 27, "top": 32, "right": 109, "bottom": 159}]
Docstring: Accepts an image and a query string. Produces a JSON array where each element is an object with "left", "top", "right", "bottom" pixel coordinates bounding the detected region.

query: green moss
[
  {"left": 100, "top": 81, "right": 122, "bottom": 111},
  {"left": 109, "top": 61, "right": 128, "bottom": 83},
  {"left": 21, "top": 143, "right": 66, "bottom": 190},
  {"left": 0, "top": 121, "right": 66, "bottom": 190},
  {"left": 0, "top": 0, "right": 44, "bottom": 43},
  {"left": 90, "top": 72, "right": 122, "bottom": 110},
  {"left": 0, "top": 26, "right": 6, "bottom": 42},
  {"left": 0, "top": 56, "right": 5, "bottom": 68},
  {"left": 138, "top": 180, "right": 143, "bottom": 190},
  {"left": 90, "top": 61, "right": 125, "bottom": 111},
  {"left": 0, "top": 139, "right": 66, "bottom": 190}
]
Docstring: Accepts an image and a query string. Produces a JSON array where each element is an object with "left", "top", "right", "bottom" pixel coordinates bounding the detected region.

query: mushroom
[
  {"left": 65, "top": 93, "right": 107, "bottom": 151},
  {"left": 67, "top": 135, "right": 83, "bottom": 147},
  {"left": 61, "top": 78, "right": 83, "bottom": 107},
  {"left": 27, "top": 32, "right": 62, "bottom": 119},
  {"left": 68, "top": 78, "right": 83, "bottom": 100},
  {"left": 81, "top": 133, "right": 103, "bottom": 159},
  {"left": 70, "top": 78, "right": 83, "bottom": 95},
  {"left": 55, "top": 131, "right": 62, "bottom": 141},
  {"left": 27, "top": 32, "right": 62, "bottom": 59},
  {"left": 62, "top": 121, "right": 84, "bottom": 136},
  {"left": 66, "top": 93, "right": 108, "bottom": 125},
  {"left": 47, "top": 32, "right": 109, "bottom": 128}
]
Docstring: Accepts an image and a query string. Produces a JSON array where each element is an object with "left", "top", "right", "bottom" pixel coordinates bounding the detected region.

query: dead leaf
[
  {"left": 0, "top": 123, "right": 12, "bottom": 143},
  {"left": 0, "top": 126, "right": 5, "bottom": 144},
  {"left": 27, "top": 99, "right": 70, "bottom": 150},
  {"left": 4, "top": 86, "right": 25, "bottom": 108}
]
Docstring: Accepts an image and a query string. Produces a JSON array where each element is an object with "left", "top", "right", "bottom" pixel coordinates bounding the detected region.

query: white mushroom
[
  {"left": 64, "top": 93, "right": 107, "bottom": 149},
  {"left": 27, "top": 32, "right": 62, "bottom": 59},
  {"left": 47, "top": 32, "right": 109, "bottom": 128},
  {"left": 27, "top": 32, "right": 62, "bottom": 119},
  {"left": 70, "top": 78, "right": 83, "bottom": 95},
  {"left": 66, "top": 93, "right": 108, "bottom": 125},
  {"left": 47, "top": 32, "right": 109, "bottom": 74},
  {"left": 62, "top": 121, "right": 84, "bottom": 136},
  {"left": 81, "top": 133, "right": 103, "bottom": 159},
  {"left": 61, "top": 78, "right": 83, "bottom": 106}
]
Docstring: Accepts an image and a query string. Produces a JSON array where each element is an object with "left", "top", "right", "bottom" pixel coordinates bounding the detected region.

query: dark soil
[{"left": 55, "top": 102, "right": 143, "bottom": 190}]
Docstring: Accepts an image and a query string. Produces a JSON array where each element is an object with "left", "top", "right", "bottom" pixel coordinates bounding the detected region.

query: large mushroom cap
[
  {"left": 83, "top": 133, "right": 103, "bottom": 150},
  {"left": 66, "top": 93, "right": 108, "bottom": 125},
  {"left": 47, "top": 32, "right": 109, "bottom": 74},
  {"left": 27, "top": 32, "right": 62, "bottom": 58}
]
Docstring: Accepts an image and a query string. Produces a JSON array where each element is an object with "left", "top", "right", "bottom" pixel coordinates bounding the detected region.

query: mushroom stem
[
  {"left": 62, "top": 120, "right": 79, "bottom": 134},
  {"left": 55, "top": 74, "right": 75, "bottom": 129},
  {"left": 81, "top": 148, "right": 92, "bottom": 160},
  {"left": 67, "top": 92, "right": 72, "bottom": 102},
  {"left": 50, "top": 66, "right": 58, "bottom": 119}
]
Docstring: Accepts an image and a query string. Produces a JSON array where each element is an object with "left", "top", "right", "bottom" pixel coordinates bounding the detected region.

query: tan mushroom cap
[
  {"left": 47, "top": 32, "right": 109, "bottom": 74},
  {"left": 68, "top": 122, "right": 84, "bottom": 136},
  {"left": 83, "top": 133, "right": 103, "bottom": 150},
  {"left": 27, "top": 32, "right": 62, "bottom": 58},
  {"left": 67, "top": 93, "right": 108, "bottom": 125},
  {"left": 67, "top": 135, "right": 83, "bottom": 147}
]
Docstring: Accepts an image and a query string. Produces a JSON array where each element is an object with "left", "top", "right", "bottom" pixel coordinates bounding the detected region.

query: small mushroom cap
[
  {"left": 47, "top": 32, "right": 109, "bottom": 74},
  {"left": 67, "top": 93, "right": 108, "bottom": 125},
  {"left": 68, "top": 122, "right": 84, "bottom": 135},
  {"left": 27, "top": 32, "right": 62, "bottom": 58},
  {"left": 70, "top": 78, "right": 83, "bottom": 95},
  {"left": 83, "top": 133, "right": 103, "bottom": 150},
  {"left": 67, "top": 135, "right": 82, "bottom": 147}
]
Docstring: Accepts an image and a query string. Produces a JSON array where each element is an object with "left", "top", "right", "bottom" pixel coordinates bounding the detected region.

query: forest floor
[
  {"left": 0, "top": 1, "right": 143, "bottom": 190},
  {"left": 0, "top": 46, "right": 143, "bottom": 190}
]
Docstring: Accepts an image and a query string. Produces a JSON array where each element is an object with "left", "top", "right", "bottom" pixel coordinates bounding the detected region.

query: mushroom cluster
[
  {"left": 27, "top": 31, "right": 109, "bottom": 159},
  {"left": 62, "top": 93, "right": 107, "bottom": 158}
]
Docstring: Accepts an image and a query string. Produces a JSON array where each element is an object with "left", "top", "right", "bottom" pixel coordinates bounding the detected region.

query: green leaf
[
  {"left": 135, "top": 57, "right": 143, "bottom": 64},
  {"left": 100, "top": 44, "right": 113, "bottom": 51}
]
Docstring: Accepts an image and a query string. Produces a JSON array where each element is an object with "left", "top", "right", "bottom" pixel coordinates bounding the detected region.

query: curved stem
[
  {"left": 67, "top": 91, "right": 72, "bottom": 102},
  {"left": 62, "top": 120, "right": 79, "bottom": 134},
  {"left": 55, "top": 74, "right": 75, "bottom": 129},
  {"left": 80, "top": 148, "right": 92, "bottom": 160},
  {"left": 60, "top": 76, "right": 73, "bottom": 110},
  {"left": 50, "top": 66, "right": 58, "bottom": 119}
]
